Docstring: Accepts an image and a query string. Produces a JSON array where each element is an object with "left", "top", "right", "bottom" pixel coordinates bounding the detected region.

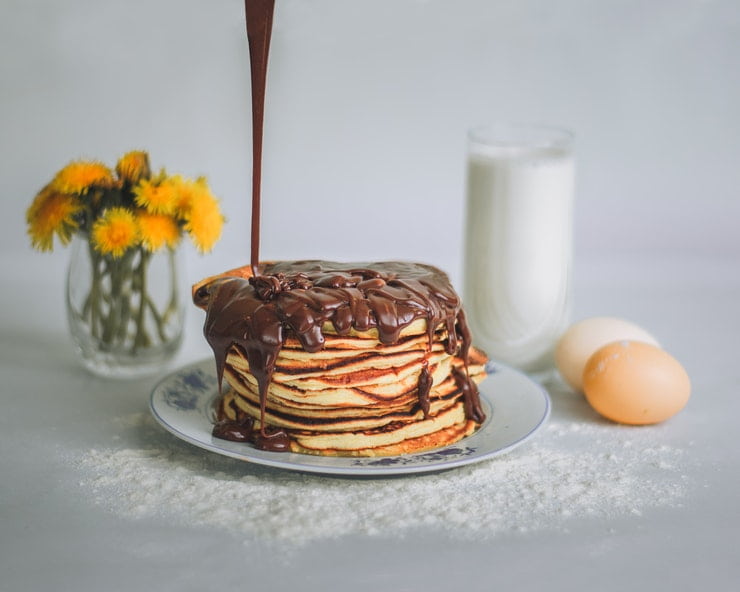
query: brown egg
[
  {"left": 555, "top": 317, "right": 660, "bottom": 392},
  {"left": 582, "top": 340, "right": 691, "bottom": 425}
]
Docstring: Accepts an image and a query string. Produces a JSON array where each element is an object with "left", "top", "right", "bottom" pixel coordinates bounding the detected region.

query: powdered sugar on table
[{"left": 73, "top": 386, "right": 691, "bottom": 545}]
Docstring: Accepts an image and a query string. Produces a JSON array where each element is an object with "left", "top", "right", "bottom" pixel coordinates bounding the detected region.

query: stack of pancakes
[{"left": 193, "top": 261, "right": 488, "bottom": 457}]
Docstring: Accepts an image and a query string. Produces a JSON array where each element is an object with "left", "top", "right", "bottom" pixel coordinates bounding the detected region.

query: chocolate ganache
[{"left": 195, "top": 261, "right": 485, "bottom": 451}]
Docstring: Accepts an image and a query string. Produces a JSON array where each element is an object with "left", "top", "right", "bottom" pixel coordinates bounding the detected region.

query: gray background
[
  {"left": 1, "top": 1, "right": 739, "bottom": 590},
  {"left": 2, "top": 0, "right": 738, "bottom": 279}
]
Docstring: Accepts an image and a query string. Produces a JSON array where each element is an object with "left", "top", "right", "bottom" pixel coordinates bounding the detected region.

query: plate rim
[{"left": 149, "top": 358, "right": 551, "bottom": 476}]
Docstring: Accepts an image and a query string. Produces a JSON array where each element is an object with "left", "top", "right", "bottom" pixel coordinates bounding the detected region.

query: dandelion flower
[
  {"left": 91, "top": 207, "right": 138, "bottom": 257},
  {"left": 136, "top": 211, "right": 181, "bottom": 251},
  {"left": 169, "top": 175, "right": 209, "bottom": 218},
  {"left": 184, "top": 188, "right": 224, "bottom": 253},
  {"left": 116, "top": 150, "right": 151, "bottom": 185},
  {"left": 26, "top": 185, "right": 82, "bottom": 251},
  {"left": 133, "top": 177, "right": 177, "bottom": 215},
  {"left": 168, "top": 175, "right": 194, "bottom": 215},
  {"left": 52, "top": 160, "right": 115, "bottom": 195}
]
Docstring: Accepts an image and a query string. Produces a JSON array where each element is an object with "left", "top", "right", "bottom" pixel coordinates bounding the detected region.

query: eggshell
[
  {"left": 582, "top": 340, "right": 691, "bottom": 425},
  {"left": 555, "top": 317, "right": 659, "bottom": 392}
]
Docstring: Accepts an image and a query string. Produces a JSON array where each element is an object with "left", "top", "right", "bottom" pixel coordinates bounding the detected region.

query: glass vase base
[
  {"left": 65, "top": 235, "right": 186, "bottom": 380},
  {"left": 71, "top": 339, "right": 183, "bottom": 379}
]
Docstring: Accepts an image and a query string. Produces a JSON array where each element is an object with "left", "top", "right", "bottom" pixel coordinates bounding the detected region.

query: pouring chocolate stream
[
  {"left": 245, "top": 0, "right": 275, "bottom": 276},
  {"left": 196, "top": 1, "right": 485, "bottom": 452}
]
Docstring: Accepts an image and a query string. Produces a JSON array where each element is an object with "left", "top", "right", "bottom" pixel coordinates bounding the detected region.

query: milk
[{"left": 463, "top": 129, "right": 575, "bottom": 375}]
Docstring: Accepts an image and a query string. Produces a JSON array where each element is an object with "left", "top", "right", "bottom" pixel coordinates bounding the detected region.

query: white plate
[{"left": 149, "top": 359, "right": 550, "bottom": 476}]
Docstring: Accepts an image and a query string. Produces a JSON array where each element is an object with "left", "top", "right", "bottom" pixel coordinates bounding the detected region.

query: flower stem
[
  {"left": 133, "top": 248, "right": 151, "bottom": 353},
  {"left": 145, "top": 296, "right": 168, "bottom": 342},
  {"left": 163, "top": 247, "right": 179, "bottom": 325},
  {"left": 88, "top": 240, "right": 102, "bottom": 340},
  {"left": 76, "top": 238, "right": 180, "bottom": 358}
]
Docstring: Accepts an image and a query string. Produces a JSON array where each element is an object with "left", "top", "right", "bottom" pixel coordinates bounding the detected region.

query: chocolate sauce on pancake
[
  {"left": 197, "top": 261, "right": 485, "bottom": 450},
  {"left": 212, "top": 396, "right": 290, "bottom": 451},
  {"left": 417, "top": 360, "right": 433, "bottom": 419}
]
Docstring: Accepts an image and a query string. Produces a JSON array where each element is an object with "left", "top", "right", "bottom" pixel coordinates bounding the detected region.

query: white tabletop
[{"left": 1, "top": 252, "right": 738, "bottom": 591}]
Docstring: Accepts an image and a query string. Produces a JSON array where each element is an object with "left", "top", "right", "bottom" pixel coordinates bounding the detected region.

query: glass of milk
[{"left": 463, "top": 123, "right": 575, "bottom": 378}]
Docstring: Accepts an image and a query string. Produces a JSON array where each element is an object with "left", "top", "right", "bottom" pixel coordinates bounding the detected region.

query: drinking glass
[{"left": 463, "top": 123, "right": 575, "bottom": 378}]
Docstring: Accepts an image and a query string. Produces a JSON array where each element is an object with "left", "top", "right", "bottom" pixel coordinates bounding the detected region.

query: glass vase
[{"left": 66, "top": 234, "right": 185, "bottom": 378}]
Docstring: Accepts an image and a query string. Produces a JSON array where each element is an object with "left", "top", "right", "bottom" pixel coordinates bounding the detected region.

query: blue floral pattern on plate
[
  {"left": 149, "top": 359, "right": 550, "bottom": 476},
  {"left": 161, "top": 365, "right": 217, "bottom": 411},
  {"left": 351, "top": 446, "right": 478, "bottom": 467}
]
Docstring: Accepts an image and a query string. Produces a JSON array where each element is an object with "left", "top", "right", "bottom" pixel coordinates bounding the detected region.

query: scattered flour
[{"left": 74, "top": 405, "right": 690, "bottom": 545}]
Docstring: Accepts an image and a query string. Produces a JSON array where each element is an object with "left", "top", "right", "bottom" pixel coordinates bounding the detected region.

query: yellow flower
[
  {"left": 91, "top": 207, "right": 139, "bottom": 258},
  {"left": 26, "top": 185, "right": 83, "bottom": 251},
  {"left": 133, "top": 177, "right": 178, "bottom": 215},
  {"left": 27, "top": 153, "right": 224, "bottom": 258},
  {"left": 51, "top": 160, "right": 115, "bottom": 195},
  {"left": 184, "top": 187, "right": 224, "bottom": 253},
  {"left": 116, "top": 151, "right": 151, "bottom": 185},
  {"left": 136, "top": 211, "right": 181, "bottom": 252},
  {"left": 168, "top": 175, "right": 207, "bottom": 217}
]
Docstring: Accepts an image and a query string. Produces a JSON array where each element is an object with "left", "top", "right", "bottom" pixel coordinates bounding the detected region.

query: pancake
[{"left": 193, "top": 260, "right": 488, "bottom": 456}]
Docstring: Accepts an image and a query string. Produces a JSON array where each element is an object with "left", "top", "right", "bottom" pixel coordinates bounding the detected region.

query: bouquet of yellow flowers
[{"left": 26, "top": 150, "right": 225, "bottom": 376}]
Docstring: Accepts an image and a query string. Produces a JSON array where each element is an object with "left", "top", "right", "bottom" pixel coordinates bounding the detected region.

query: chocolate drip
[
  {"left": 244, "top": 0, "right": 276, "bottom": 275},
  {"left": 452, "top": 366, "right": 486, "bottom": 424},
  {"left": 213, "top": 417, "right": 254, "bottom": 442},
  {"left": 417, "top": 360, "right": 432, "bottom": 419},
  {"left": 254, "top": 428, "right": 291, "bottom": 451},
  {"left": 197, "top": 261, "right": 485, "bottom": 450},
  {"left": 451, "top": 307, "right": 485, "bottom": 422},
  {"left": 213, "top": 416, "right": 290, "bottom": 452}
]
